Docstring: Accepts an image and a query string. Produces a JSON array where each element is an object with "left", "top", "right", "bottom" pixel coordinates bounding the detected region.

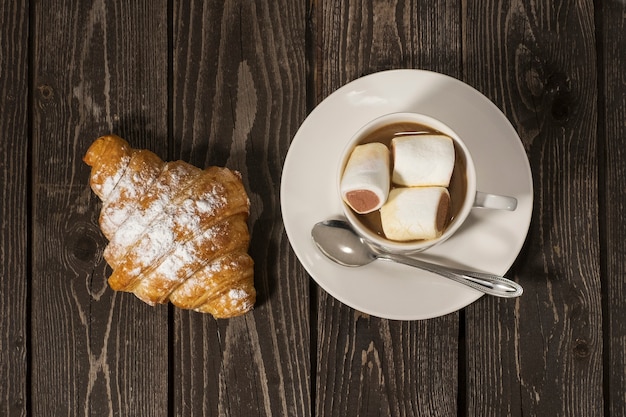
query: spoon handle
[{"left": 385, "top": 254, "right": 523, "bottom": 298}]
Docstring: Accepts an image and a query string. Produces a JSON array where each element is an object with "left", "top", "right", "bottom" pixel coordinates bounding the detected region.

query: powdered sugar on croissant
[{"left": 84, "top": 134, "right": 255, "bottom": 318}]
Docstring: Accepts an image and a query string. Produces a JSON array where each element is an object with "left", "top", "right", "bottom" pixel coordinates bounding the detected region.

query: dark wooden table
[{"left": 2, "top": 1, "right": 625, "bottom": 416}]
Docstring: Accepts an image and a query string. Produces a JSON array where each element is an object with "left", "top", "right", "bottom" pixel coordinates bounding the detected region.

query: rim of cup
[{"left": 337, "top": 112, "right": 477, "bottom": 254}]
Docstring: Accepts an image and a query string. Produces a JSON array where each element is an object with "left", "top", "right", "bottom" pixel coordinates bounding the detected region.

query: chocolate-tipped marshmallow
[{"left": 340, "top": 143, "right": 390, "bottom": 214}]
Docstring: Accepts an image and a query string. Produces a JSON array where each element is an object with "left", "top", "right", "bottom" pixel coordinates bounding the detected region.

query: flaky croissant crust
[{"left": 84, "top": 134, "right": 255, "bottom": 318}]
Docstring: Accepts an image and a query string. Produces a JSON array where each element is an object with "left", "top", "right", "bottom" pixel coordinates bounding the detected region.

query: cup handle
[{"left": 474, "top": 191, "right": 517, "bottom": 211}]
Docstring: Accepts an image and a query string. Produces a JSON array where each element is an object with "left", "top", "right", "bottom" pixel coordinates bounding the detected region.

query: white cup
[{"left": 338, "top": 112, "right": 517, "bottom": 253}]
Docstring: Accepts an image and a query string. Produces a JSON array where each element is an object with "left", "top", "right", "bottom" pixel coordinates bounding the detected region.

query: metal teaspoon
[{"left": 311, "top": 219, "right": 523, "bottom": 298}]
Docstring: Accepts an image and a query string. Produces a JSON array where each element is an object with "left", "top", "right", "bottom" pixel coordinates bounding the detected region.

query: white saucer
[{"left": 280, "top": 69, "right": 533, "bottom": 320}]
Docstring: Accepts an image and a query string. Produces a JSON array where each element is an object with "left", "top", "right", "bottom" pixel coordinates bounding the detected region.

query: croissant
[{"left": 84, "top": 134, "right": 256, "bottom": 318}]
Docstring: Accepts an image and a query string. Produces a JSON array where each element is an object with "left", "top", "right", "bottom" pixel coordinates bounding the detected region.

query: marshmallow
[
  {"left": 391, "top": 135, "right": 455, "bottom": 187},
  {"left": 380, "top": 187, "right": 450, "bottom": 241},
  {"left": 340, "top": 143, "right": 390, "bottom": 214}
]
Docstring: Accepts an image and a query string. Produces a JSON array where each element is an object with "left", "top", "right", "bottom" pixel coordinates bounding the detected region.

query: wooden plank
[
  {"left": 463, "top": 1, "right": 603, "bottom": 416},
  {"left": 314, "top": 1, "right": 462, "bottom": 415},
  {"left": 0, "top": 2, "right": 29, "bottom": 416},
  {"left": 601, "top": 0, "right": 626, "bottom": 415},
  {"left": 316, "top": 305, "right": 460, "bottom": 416},
  {"left": 31, "top": 0, "right": 170, "bottom": 415},
  {"left": 171, "top": 1, "right": 311, "bottom": 415}
]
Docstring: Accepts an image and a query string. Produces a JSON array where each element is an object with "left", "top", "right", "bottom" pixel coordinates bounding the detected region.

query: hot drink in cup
[{"left": 338, "top": 112, "right": 516, "bottom": 253}]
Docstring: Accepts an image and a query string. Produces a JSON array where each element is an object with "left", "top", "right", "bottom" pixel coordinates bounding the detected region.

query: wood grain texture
[
  {"left": 316, "top": 305, "right": 460, "bottom": 417},
  {"left": 4, "top": 0, "right": 622, "bottom": 415},
  {"left": 315, "top": 1, "right": 462, "bottom": 415},
  {"left": 0, "top": 1, "right": 29, "bottom": 416},
  {"left": 171, "top": 0, "right": 311, "bottom": 415},
  {"left": 601, "top": 0, "right": 626, "bottom": 415},
  {"left": 31, "top": 0, "right": 170, "bottom": 415},
  {"left": 316, "top": 0, "right": 462, "bottom": 98},
  {"left": 463, "top": 1, "right": 603, "bottom": 416}
]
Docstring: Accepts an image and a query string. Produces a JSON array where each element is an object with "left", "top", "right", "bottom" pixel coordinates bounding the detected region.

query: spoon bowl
[{"left": 312, "top": 219, "right": 523, "bottom": 298}]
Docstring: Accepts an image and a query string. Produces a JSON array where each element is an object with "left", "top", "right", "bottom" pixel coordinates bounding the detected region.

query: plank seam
[
  {"left": 26, "top": 0, "right": 35, "bottom": 414},
  {"left": 306, "top": 1, "right": 319, "bottom": 416},
  {"left": 593, "top": 1, "right": 610, "bottom": 417},
  {"left": 457, "top": 309, "right": 467, "bottom": 417},
  {"left": 166, "top": 0, "right": 176, "bottom": 415}
]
